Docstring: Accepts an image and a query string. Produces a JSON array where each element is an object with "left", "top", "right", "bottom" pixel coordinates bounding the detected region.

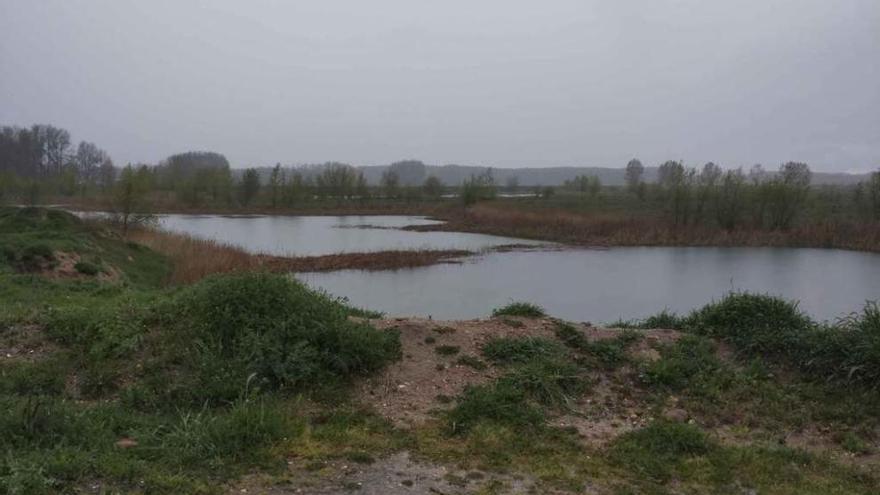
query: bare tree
[
  {"left": 111, "top": 165, "right": 153, "bottom": 237},
  {"left": 624, "top": 159, "right": 644, "bottom": 197}
]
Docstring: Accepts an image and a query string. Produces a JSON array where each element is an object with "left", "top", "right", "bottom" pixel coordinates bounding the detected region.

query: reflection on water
[
  {"left": 297, "top": 247, "right": 880, "bottom": 323},
  {"left": 155, "top": 214, "right": 543, "bottom": 257}
]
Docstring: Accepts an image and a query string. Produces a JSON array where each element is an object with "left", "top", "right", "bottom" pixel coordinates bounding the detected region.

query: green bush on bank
[
  {"left": 152, "top": 273, "right": 401, "bottom": 404},
  {"left": 683, "top": 293, "right": 880, "bottom": 387}
]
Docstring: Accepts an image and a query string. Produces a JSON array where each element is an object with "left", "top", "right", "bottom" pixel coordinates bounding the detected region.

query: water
[
  {"left": 154, "top": 214, "right": 543, "bottom": 257},
  {"left": 297, "top": 247, "right": 880, "bottom": 323}
]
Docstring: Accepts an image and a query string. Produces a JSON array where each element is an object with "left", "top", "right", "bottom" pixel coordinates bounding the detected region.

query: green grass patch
[
  {"left": 491, "top": 302, "right": 546, "bottom": 318},
  {"left": 482, "top": 336, "right": 565, "bottom": 364}
]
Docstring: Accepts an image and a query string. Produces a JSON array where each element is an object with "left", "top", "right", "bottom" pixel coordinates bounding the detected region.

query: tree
[
  {"left": 460, "top": 168, "right": 496, "bottom": 206},
  {"left": 625, "top": 159, "right": 644, "bottom": 197},
  {"left": 98, "top": 158, "right": 116, "bottom": 192},
  {"left": 695, "top": 162, "right": 722, "bottom": 223},
  {"left": 868, "top": 169, "right": 880, "bottom": 220},
  {"left": 74, "top": 141, "right": 108, "bottom": 190},
  {"left": 111, "top": 164, "right": 153, "bottom": 237},
  {"left": 766, "top": 162, "right": 811, "bottom": 230},
  {"left": 381, "top": 170, "right": 400, "bottom": 199},
  {"left": 315, "top": 162, "right": 357, "bottom": 199},
  {"left": 239, "top": 168, "right": 261, "bottom": 206},
  {"left": 658, "top": 161, "right": 694, "bottom": 226},
  {"left": 387, "top": 160, "right": 426, "bottom": 186},
  {"left": 423, "top": 176, "right": 444, "bottom": 198},
  {"left": 269, "top": 163, "right": 283, "bottom": 208},
  {"left": 355, "top": 172, "right": 370, "bottom": 201},
  {"left": 714, "top": 169, "right": 746, "bottom": 230}
]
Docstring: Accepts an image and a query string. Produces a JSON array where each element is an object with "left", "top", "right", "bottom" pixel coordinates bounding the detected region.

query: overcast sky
[{"left": 1, "top": 1, "right": 878, "bottom": 172}]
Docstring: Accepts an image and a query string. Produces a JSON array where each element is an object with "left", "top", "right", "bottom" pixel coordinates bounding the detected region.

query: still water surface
[
  {"left": 156, "top": 214, "right": 541, "bottom": 256},
  {"left": 150, "top": 214, "right": 880, "bottom": 322},
  {"left": 298, "top": 247, "right": 880, "bottom": 323}
]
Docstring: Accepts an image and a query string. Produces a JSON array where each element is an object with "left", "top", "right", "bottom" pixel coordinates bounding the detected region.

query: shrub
[
  {"left": 482, "top": 337, "right": 565, "bottom": 364},
  {"left": 685, "top": 293, "right": 880, "bottom": 387},
  {"left": 685, "top": 292, "right": 812, "bottom": 356},
  {"left": 162, "top": 273, "right": 400, "bottom": 402},
  {"left": 492, "top": 302, "right": 545, "bottom": 318},
  {"left": 18, "top": 244, "right": 54, "bottom": 271},
  {"left": 641, "top": 310, "right": 684, "bottom": 330},
  {"left": 74, "top": 261, "right": 101, "bottom": 276}
]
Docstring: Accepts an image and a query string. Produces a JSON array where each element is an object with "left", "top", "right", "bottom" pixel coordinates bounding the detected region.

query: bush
[
  {"left": 685, "top": 293, "right": 880, "bottom": 387},
  {"left": 162, "top": 273, "right": 400, "bottom": 402},
  {"left": 492, "top": 302, "right": 545, "bottom": 318},
  {"left": 74, "top": 261, "right": 101, "bottom": 276},
  {"left": 685, "top": 292, "right": 812, "bottom": 356},
  {"left": 641, "top": 310, "right": 684, "bottom": 330}
]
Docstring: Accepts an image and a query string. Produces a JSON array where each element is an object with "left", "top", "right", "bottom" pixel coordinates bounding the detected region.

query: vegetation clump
[
  {"left": 686, "top": 293, "right": 880, "bottom": 386},
  {"left": 491, "top": 302, "right": 546, "bottom": 318},
  {"left": 482, "top": 336, "right": 565, "bottom": 364},
  {"left": 146, "top": 273, "right": 401, "bottom": 404}
]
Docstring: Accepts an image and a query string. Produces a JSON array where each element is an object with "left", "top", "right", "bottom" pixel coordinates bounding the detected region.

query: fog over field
[{"left": 1, "top": 1, "right": 879, "bottom": 171}]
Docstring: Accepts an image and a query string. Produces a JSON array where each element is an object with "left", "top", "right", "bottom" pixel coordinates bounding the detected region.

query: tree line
[{"left": 2, "top": 124, "right": 878, "bottom": 230}]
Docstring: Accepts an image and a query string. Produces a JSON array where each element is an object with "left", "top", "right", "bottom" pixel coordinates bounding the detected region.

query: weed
[
  {"left": 456, "top": 355, "right": 488, "bottom": 371},
  {"left": 482, "top": 337, "right": 565, "bottom": 364},
  {"left": 435, "top": 345, "right": 460, "bottom": 356},
  {"left": 492, "top": 302, "right": 545, "bottom": 318},
  {"left": 609, "top": 421, "right": 712, "bottom": 482},
  {"left": 554, "top": 322, "right": 640, "bottom": 368}
]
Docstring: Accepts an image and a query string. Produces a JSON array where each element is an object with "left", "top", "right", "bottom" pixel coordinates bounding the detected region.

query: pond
[
  {"left": 297, "top": 246, "right": 880, "bottom": 323},
  {"left": 155, "top": 214, "right": 543, "bottom": 256}
]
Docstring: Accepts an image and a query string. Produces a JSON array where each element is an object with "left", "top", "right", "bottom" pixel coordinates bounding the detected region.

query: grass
[
  {"left": 553, "top": 321, "right": 641, "bottom": 368},
  {"left": 435, "top": 345, "right": 460, "bottom": 356},
  {"left": 491, "top": 302, "right": 546, "bottom": 318},
  {"left": 456, "top": 355, "right": 488, "bottom": 370},
  {"left": 481, "top": 336, "right": 565, "bottom": 364},
  {"left": 3, "top": 207, "right": 880, "bottom": 494},
  {"left": 0, "top": 208, "right": 404, "bottom": 493}
]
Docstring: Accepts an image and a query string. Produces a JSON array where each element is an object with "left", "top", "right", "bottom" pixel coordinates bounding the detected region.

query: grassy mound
[
  {"left": 492, "top": 301, "right": 546, "bottom": 318},
  {"left": 0, "top": 206, "right": 167, "bottom": 287},
  {"left": 148, "top": 273, "right": 401, "bottom": 404}
]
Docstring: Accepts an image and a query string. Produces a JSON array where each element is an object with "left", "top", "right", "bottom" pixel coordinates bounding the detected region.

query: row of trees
[{"left": 0, "top": 125, "right": 116, "bottom": 199}]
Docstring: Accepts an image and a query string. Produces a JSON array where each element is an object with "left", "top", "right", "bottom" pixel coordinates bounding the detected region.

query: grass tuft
[{"left": 492, "top": 302, "right": 546, "bottom": 318}]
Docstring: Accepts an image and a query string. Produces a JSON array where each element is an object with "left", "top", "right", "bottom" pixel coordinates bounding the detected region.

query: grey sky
[{"left": 1, "top": 1, "right": 878, "bottom": 172}]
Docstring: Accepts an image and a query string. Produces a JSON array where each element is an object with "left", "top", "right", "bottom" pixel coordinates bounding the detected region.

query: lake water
[
  {"left": 143, "top": 214, "right": 880, "bottom": 322},
  {"left": 155, "top": 214, "right": 543, "bottom": 256},
  {"left": 297, "top": 247, "right": 880, "bottom": 323}
]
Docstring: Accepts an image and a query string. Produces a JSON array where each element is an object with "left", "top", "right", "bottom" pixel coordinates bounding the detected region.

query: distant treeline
[{"left": 1, "top": 124, "right": 879, "bottom": 231}]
